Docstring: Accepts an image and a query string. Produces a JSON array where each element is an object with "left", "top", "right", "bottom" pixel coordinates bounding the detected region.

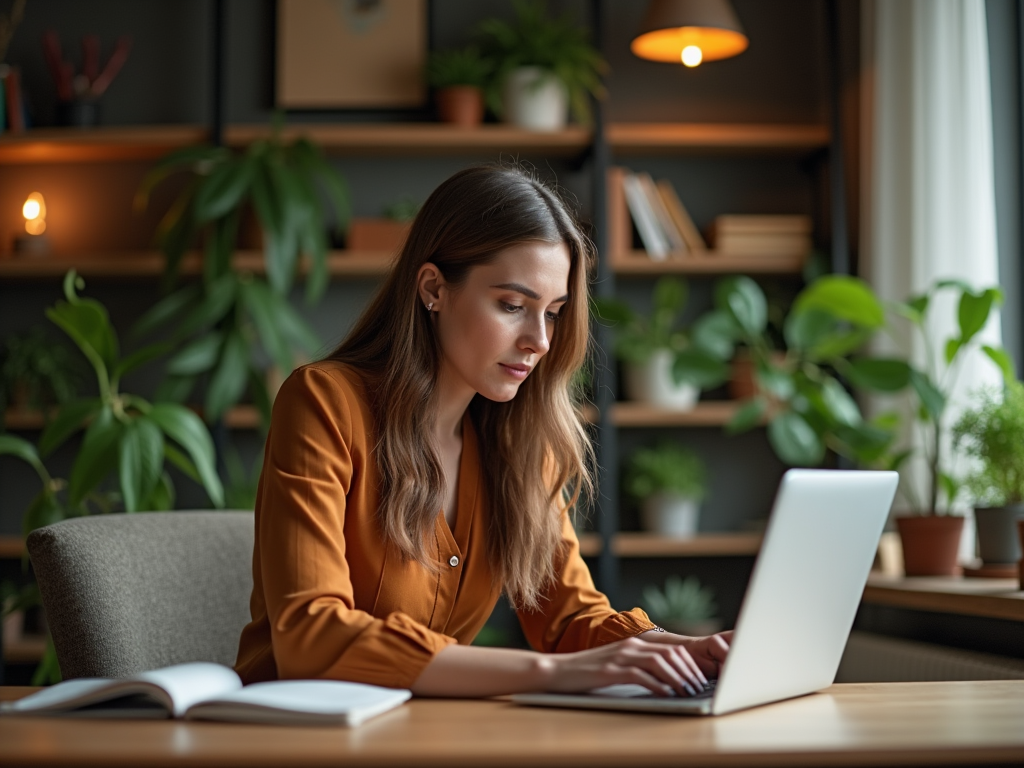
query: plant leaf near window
[{"left": 952, "top": 381, "right": 1024, "bottom": 507}]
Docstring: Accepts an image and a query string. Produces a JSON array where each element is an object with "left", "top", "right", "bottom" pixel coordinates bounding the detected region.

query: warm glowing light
[
  {"left": 22, "top": 192, "right": 46, "bottom": 235},
  {"left": 681, "top": 45, "right": 703, "bottom": 67}
]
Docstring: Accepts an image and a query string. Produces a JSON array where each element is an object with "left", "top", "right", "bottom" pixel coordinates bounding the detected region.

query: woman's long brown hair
[{"left": 328, "top": 165, "right": 595, "bottom": 610}]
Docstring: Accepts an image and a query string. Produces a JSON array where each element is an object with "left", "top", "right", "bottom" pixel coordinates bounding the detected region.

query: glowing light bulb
[
  {"left": 681, "top": 45, "right": 703, "bottom": 67},
  {"left": 22, "top": 192, "right": 46, "bottom": 236}
]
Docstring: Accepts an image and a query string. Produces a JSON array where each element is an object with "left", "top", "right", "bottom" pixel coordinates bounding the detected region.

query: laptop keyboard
[{"left": 591, "top": 677, "right": 717, "bottom": 700}]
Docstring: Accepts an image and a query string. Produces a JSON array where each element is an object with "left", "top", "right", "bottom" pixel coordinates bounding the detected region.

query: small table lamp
[
  {"left": 631, "top": 0, "right": 748, "bottom": 67},
  {"left": 14, "top": 191, "right": 50, "bottom": 255}
]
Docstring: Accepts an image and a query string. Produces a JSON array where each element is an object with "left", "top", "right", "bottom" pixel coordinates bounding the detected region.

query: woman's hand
[{"left": 540, "top": 630, "right": 731, "bottom": 698}]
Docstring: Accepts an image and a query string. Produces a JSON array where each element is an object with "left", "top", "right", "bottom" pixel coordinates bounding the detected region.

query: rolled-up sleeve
[
  {"left": 258, "top": 367, "right": 455, "bottom": 688},
  {"left": 516, "top": 509, "right": 656, "bottom": 653}
]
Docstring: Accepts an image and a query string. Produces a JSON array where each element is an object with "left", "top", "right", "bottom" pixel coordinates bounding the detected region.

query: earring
[{"left": 425, "top": 302, "right": 434, "bottom": 312}]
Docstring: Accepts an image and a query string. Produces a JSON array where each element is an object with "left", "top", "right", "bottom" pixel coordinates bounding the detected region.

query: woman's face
[{"left": 430, "top": 240, "right": 571, "bottom": 403}]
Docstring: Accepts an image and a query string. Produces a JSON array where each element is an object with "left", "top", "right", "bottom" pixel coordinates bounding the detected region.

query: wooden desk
[{"left": 2, "top": 681, "right": 1024, "bottom": 767}]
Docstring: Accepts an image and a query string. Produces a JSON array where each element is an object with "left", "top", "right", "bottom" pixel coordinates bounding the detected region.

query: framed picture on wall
[{"left": 276, "top": 0, "right": 428, "bottom": 109}]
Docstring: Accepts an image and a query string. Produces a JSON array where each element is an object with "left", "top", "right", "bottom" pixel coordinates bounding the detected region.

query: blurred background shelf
[
  {"left": 0, "top": 122, "right": 828, "bottom": 165},
  {"left": 578, "top": 532, "right": 762, "bottom": 558},
  {"left": 611, "top": 251, "right": 807, "bottom": 275},
  {"left": 4, "top": 405, "right": 262, "bottom": 431},
  {"left": 863, "top": 575, "right": 1024, "bottom": 622},
  {"left": 0, "top": 535, "right": 25, "bottom": 558},
  {"left": 2, "top": 636, "right": 46, "bottom": 663}
]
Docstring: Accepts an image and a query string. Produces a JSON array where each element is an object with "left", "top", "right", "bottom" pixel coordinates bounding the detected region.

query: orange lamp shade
[
  {"left": 22, "top": 191, "right": 47, "bottom": 235},
  {"left": 631, "top": 0, "right": 748, "bottom": 66}
]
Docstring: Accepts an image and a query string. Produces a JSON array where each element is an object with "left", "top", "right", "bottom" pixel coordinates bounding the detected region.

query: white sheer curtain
[{"left": 861, "top": 0, "right": 1003, "bottom": 558}]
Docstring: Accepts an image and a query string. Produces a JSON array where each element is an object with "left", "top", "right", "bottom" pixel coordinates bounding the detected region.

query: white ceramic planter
[
  {"left": 624, "top": 349, "right": 699, "bottom": 410},
  {"left": 641, "top": 493, "right": 700, "bottom": 537},
  {"left": 502, "top": 66, "right": 569, "bottom": 131}
]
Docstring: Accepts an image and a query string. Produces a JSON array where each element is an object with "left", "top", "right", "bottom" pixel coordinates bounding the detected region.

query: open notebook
[{"left": 0, "top": 662, "right": 411, "bottom": 726}]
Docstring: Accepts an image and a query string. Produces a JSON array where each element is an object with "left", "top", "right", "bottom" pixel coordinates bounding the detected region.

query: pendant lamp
[{"left": 631, "top": 0, "right": 748, "bottom": 68}]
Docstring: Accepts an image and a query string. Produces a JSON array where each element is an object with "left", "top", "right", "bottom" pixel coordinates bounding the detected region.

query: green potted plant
[
  {"left": 476, "top": 0, "right": 606, "bottom": 130},
  {"left": 134, "top": 119, "right": 349, "bottom": 427},
  {"left": 593, "top": 277, "right": 732, "bottom": 410},
  {"left": 0, "top": 327, "right": 83, "bottom": 415},
  {"left": 427, "top": 46, "right": 493, "bottom": 127},
  {"left": 952, "top": 382, "right": 1024, "bottom": 568},
  {"left": 642, "top": 575, "right": 720, "bottom": 636},
  {"left": 625, "top": 441, "right": 708, "bottom": 537},
  {"left": 710, "top": 275, "right": 898, "bottom": 468},
  {"left": 0, "top": 271, "right": 224, "bottom": 683}
]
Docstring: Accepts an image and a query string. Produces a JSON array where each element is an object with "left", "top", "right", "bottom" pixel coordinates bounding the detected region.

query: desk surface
[{"left": 2, "top": 680, "right": 1024, "bottom": 767}]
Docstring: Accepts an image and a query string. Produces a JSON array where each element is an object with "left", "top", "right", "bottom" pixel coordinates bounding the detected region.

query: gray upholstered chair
[{"left": 26, "top": 511, "right": 255, "bottom": 680}]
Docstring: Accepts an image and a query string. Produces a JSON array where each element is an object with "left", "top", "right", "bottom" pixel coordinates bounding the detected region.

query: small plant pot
[
  {"left": 974, "top": 505, "right": 1024, "bottom": 565},
  {"left": 347, "top": 218, "right": 412, "bottom": 253},
  {"left": 895, "top": 515, "right": 965, "bottom": 576},
  {"left": 729, "top": 349, "right": 786, "bottom": 401},
  {"left": 660, "top": 618, "right": 723, "bottom": 637},
  {"left": 641, "top": 493, "right": 700, "bottom": 537},
  {"left": 624, "top": 350, "right": 699, "bottom": 410},
  {"left": 502, "top": 66, "right": 568, "bottom": 131},
  {"left": 436, "top": 86, "right": 484, "bottom": 127}
]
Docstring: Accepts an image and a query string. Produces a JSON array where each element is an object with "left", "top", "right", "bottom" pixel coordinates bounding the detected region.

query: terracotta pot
[
  {"left": 729, "top": 349, "right": 786, "bottom": 401},
  {"left": 347, "top": 218, "right": 411, "bottom": 253},
  {"left": 436, "top": 86, "right": 484, "bottom": 127},
  {"left": 896, "top": 515, "right": 965, "bottom": 576}
]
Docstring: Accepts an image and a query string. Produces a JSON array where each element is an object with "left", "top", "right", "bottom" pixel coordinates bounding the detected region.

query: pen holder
[{"left": 56, "top": 99, "right": 100, "bottom": 128}]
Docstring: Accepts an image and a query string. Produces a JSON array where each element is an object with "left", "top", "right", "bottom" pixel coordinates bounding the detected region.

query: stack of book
[
  {"left": 620, "top": 170, "right": 706, "bottom": 260},
  {"left": 707, "top": 215, "right": 812, "bottom": 257}
]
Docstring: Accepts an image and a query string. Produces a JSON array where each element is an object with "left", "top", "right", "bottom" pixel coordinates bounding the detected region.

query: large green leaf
[
  {"left": 38, "top": 398, "right": 102, "bottom": 457},
  {"left": 0, "top": 435, "right": 46, "bottom": 478},
  {"left": 844, "top": 358, "right": 912, "bottom": 392},
  {"left": 909, "top": 369, "right": 945, "bottom": 422},
  {"left": 273, "top": 294, "right": 322, "bottom": 354},
  {"left": 250, "top": 163, "right": 289, "bottom": 294},
  {"left": 982, "top": 345, "right": 1015, "bottom": 381},
  {"left": 832, "top": 421, "right": 895, "bottom": 464},
  {"left": 68, "top": 406, "right": 122, "bottom": 507},
  {"left": 46, "top": 299, "right": 118, "bottom": 382},
  {"left": 205, "top": 330, "right": 250, "bottom": 422},
  {"left": 22, "top": 489, "right": 65, "bottom": 537},
  {"left": 118, "top": 416, "right": 165, "bottom": 513},
  {"left": 768, "top": 411, "right": 825, "bottom": 466},
  {"left": 135, "top": 144, "right": 230, "bottom": 211},
  {"left": 173, "top": 273, "right": 238, "bottom": 340},
  {"left": 113, "top": 342, "right": 172, "bottom": 383},
  {"left": 241, "top": 280, "right": 294, "bottom": 376},
  {"left": 290, "top": 138, "right": 351, "bottom": 233},
  {"left": 726, "top": 398, "right": 766, "bottom": 434},
  {"left": 653, "top": 278, "right": 687, "bottom": 316},
  {"left": 143, "top": 472, "right": 175, "bottom": 512},
  {"left": 148, "top": 403, "right": 224, "bottom": 507},
  {"left": 794, "top": 275, "right": 884, "bottom": 329},
  {"left": 783, "top": 308, "right": 836, "bottom": 355},
  {"left": 671, "top": 349, "right": 730, "bottom": 388},
  {"left": 166, "top": 331, "right": 224, "bottom": 376},
  {"left": 155, "top": 374, "right": 197, "bottom": 404},
  {"left": 715, "top": 276, "right": 767, "bottom": 339},
  {"left": 957, "top": 288, "right": 1001, "bottom": 346},
  {"left": 193, "top": 155, "right": 255, "bottom": 224},
  {"left": 590, "top": 298, "right": 635, "bottom": 326},
  {"left": 690, "top": 311, "right": 738, "bottom": 360},
  {"left": 132, "top": 285, "right": 201, "bottom": 340},
  {"left": 820, "top": 378, "right": 861, "bottom": 426}
]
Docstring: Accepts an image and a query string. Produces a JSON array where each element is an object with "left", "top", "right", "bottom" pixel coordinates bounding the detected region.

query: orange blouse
[{"left": 234, "top": 360, "right": 655, "bottom": 689}]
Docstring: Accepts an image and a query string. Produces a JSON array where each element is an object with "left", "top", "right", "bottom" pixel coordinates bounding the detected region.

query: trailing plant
[
  {"left": 951, "top": 381, "right": 1024, "bottom": 507},
  {"left": 592, "top": 277, "right": 732, "bottom": 389},
  {"left": 476, "top": 0, "right": 607, "bottom": 125},
  {"left": 134, "top": 119, "right": 349, "bottom": 424},
  {"left": 642, "top": 576, "right": 717, "bottom": 625},
  {"left": 625, "top": 441, "right": 707, "bottom": 501},
  {"left": 0, "top": 327, "right": 84, "bottom": 413},
  {"left": 427, "top": 46, "right": 494, "bottom": 89}
]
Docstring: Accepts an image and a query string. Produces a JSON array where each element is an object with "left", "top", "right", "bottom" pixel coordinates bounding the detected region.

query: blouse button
[{"left": 449, "top": 555, "right": 460, "bottom": 567}]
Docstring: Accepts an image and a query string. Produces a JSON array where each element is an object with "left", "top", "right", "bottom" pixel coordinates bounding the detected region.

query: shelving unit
[
  {"left": 578, "top": 531, "right": 761, "bottom": 558},
  {"left": 2, "top": 636, "right": 46, "bottom": 664},
  {"left": 4, "top": 405, "right": 262, "bottom": 431}
]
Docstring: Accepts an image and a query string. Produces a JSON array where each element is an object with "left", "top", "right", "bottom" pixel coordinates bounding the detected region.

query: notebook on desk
[{"left": 513, "top": 469, "right": 899, "bottom": 717}]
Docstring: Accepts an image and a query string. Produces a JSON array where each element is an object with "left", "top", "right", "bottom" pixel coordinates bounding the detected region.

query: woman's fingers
[{"left": 617, "top": 640, "right": 703, "bottom": 695}]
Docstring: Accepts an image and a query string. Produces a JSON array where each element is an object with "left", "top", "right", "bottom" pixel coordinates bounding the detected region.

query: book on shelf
[
  {"left": 635, "top": 172, "right": 686, "bottom": 254},
  {"left": 708, "top": 214, "right": 812, "bottom": 257},
  {"left": 656, "top": 179, "right": 708, "bottom": 253},
  {"left": 0, "top": 661, "right": 412, "bottom": 726},
  {"left": 622, "top": 172, "right": 670, "bottom": 260}
]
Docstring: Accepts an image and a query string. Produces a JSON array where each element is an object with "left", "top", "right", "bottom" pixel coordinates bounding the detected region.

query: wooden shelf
[
  {"left": 0, "top": 122, "right": 827, "bottom": 164},
  {"left": 4, "top": 405, "right": 262, "bottom": 431},
  {"left": 577, "top": 531, "right": 762, "bottom": 558},
  {"left": 0, "top": 250, "right": 396, "bottom": 279},
  {"left": 3, "top": 635, "right": 47, "bottom": 663},
  {"left": 0, "top": 125, "right": 207, "bottom": 164},
  {"left": 863, "top": 575, "right": 1024, "bottom": 623},
  {"left": 226, "top": 123, "right": 591, "bottom": 156},
  {"left": 610, "top": 401, "right": 740, "bottom": 427},
  {"left": 608, "top": 123, "right": 829, "bottom": 154},
  {"left": 612, "top": 250, "right": 807, "bottom": 276},
  {"left": 0, "top": 535, "right": 25, "bottom": 558}
]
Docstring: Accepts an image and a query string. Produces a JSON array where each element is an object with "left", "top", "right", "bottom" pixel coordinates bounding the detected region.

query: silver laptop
[{"left": 512, "top": 469, "right": 898, "bottom": 716}]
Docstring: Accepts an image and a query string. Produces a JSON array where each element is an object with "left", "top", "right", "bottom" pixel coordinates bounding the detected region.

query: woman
[{"left": 235, "top": 165, "right": 731, "bottom": 697}]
